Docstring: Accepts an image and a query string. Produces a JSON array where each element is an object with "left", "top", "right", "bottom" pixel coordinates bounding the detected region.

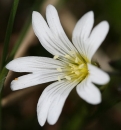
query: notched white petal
[
  {"left": 10, "top": 72, "right": 63, "bottom": 91},
  {"left": 46, "top": 5, "right": 76, "bottom": 53},
  {"left": 32, "top": 11, "right": 62, "bottom": 55},
  {"left": 88, "top": 63, "right": 110, "bottom": 85},
  {"left": 37, "top": 80, "right": 77, "bottom": 126},
  {"left": 37, "top": 80, "right": 67, "bottom": 126},
  {"left": 6, "top": 56, "right": 65, "bottom": 72},
  {"left": 76, "top": 77, "right": 101, "bottom": 104},
  {"left": 47, "top": 81, "right": 77, "bottom": 125}
]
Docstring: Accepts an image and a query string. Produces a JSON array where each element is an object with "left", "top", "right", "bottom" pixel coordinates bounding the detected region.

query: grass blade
[{"left": 1, "top": 0, "right": 19, "bottom": 70}]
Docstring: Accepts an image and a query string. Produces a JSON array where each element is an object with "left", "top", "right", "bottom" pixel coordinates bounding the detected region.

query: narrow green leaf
[
  {"left": 0, "top": 68, "right": 8, "bottom": 93},
  {"left": 1, "top": 0, "right": 19, "bottom": 70},
  {"left": 8, "top": 0, "right": 45, "bottom": 61},
  {"left": 0, "top": 67, "right": 8, "bottom": 129}
]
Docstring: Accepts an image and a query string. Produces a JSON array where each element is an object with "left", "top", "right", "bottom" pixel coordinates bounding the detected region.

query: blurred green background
[{"left": 1, "top": 0, "right": 121, "bottom": 130}]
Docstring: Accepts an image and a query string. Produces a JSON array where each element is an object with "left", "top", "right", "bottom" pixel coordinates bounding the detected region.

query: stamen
[
  {"left": 79, "top": 64, "right": 84, "bottom": 69},
  {"left": 73, "top": 66, "right": 79, "bottom": 70},
  {"left": 65, "top": 76, "right": 71, "bottom": 80},
  {"left": 64, "top": 54, "right": 70, "bottom": 58},
  {"left": 57, "top": 76, "right": 61, "bottom": 81},
  {"left": 75, "top": 57, "right": 79, "bottom": 63},
  {"left": 56, "top": 52, "right": 88, "bottom": 82},
  {"left": 75, "top": 71, "right": 81, "bottom": 75},
  {"left": 53, "top": 55, "right": 59, "bottom": 59},
  {"left": 57, "top": 67, "right": 62, "bottom": 72}
]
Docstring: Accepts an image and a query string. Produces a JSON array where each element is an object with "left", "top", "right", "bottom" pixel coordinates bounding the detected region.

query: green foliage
[{"left": 1, "top": 0, "right": 19, "bottom": 70}]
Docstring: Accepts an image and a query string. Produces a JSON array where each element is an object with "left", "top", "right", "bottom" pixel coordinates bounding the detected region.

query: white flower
[{"left": 6, "top": 5, "right": 110, "bottom": 126}]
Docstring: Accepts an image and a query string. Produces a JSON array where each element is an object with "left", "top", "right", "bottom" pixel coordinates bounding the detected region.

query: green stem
[
  {"left": 1, "top": 0, "right": 19, "bottom": 71},
  {"left": 0, "top": 92, "right": 1, "bottom": 130},
  {"left": 0, "top": 68, "right": 8, "bottom": 130},
  {"left": 8, "top": 0, "right": 45, "bottom": 61},
  {"left": 0, "top": 68, "right": 8, "bottom": 93}
]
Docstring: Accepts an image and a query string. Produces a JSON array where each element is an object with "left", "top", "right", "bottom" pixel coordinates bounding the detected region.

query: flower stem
[
  {"left": 0, "top": 68, "right": 8, "bottom": 129},
  {"left": 0, "top": 0, "right": 19, "bottom": 71},
  {"left": 0, "top": 93, "right": 1, "bottom": 129}
]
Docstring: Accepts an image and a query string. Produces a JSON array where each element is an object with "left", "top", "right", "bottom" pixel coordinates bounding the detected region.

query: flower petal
[
  {"left": 32, "top": 9, "right": 74, "bottom": 56},
  {"left": 37, "top": 80, "right": 77, "bottom": 126},
  {"left": 32, "top": 11, "right": 62, "bottom": 56},
  {"left": 10, "top": 72, "right": 65, "bottom": 90},
  {"left": 46, "top": 5, "right": 76, "bottom": 52},
  {"left": 87, "top": 21, "right": 109, "bottom": 60},
  {"left": 47, "top": 81, "right": 78, "bottom": 125},
  {"left": 6, "top": 57, "right": 65, "bottom": 72},
  {"left": 72, "top": 11, "right": 94, "bottom": 59},
  {"left": 37, "top": 80, "right": 67, "bottom": 126},
  {"left": 76, "top": 77, "right": 101, "bottom": 104},
  {"left": 88, "top": 63, "right": 110, "bottom": 85},
  {"left": 32, "top": 11, "right": 63, "bottom": 56}
]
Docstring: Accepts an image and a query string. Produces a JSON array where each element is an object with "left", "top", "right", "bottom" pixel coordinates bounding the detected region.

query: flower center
[{"left": 54, "top": 51, "right": 88, "bottom": 82}]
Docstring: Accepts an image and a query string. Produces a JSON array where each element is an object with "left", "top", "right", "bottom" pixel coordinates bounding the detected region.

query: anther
[
  {"left": 57, "top": 67, "right": 62, "bottom": 72},
  {"left": 64, "top": 55, "right": 70, "bottom": 58},
  {"left": 79, "top": 64, "right": 84, "bottom": 69},
  {"left": 75, "top": 57, "right": 79, "bottom": 63},
  {"left": 53, "top": 55, "right": 59, "bottom": 59},
  {"left": 75, "top": 71, "right": 81, "bottom": 75},
  {"left": 57, "top": 76, "right": 61, "bottom": 81},
  {"left": 65, "top": 76, "right": 71, "bottom": 80}
]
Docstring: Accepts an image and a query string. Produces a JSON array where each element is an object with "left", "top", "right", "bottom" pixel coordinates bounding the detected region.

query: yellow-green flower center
[{"left": 54, "top": 51, "right": 88, "bottom": 82}]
